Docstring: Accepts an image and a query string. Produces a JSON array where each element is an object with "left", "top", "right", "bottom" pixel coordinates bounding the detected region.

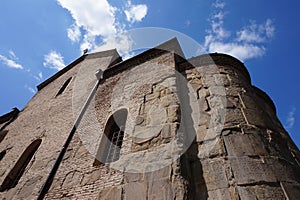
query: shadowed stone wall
[{"left": 179, "top": 54, "right": 300, "bottom": 199}]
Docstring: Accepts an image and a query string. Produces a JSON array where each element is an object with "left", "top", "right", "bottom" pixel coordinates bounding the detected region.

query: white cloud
[
  {"left": 56, "top": 0, "right": 147, "bottom": 56},
  {"left": 34, "top": 72, "right": 43, "bottom": 81},
  {"left": 205, "top": 4, "right": 230, "bottom": 44},
  {"left": 185, "top": 20, "right": 191, "bottom": 27},
  {"left": 38, "top": 72, "right": 43, "bottom": 80},
  {"left": 208, "top": 42, "right": 265, "bottom": 60},
  {"left": 236, "top": 19, "right": 274, "bottom": 43},
  {"left": 285, "top": 107, "right": 296, "bottom": 129},
  {"left": 264, "top": 19, "right": 275, "bottom": 38},
  {"left": 67, "top": 24, "right": 81, "bottom": 42},
  {"left": 25, "top": 85, "right": 36, "bottom": 94},
  {"left": 93, "top": 33, "right": 133, "bottom": 58},
  {"left": 0, "top": 52, "right": 23, "bottom": 69},
  {"left": 213, "top": 0, "right": 225, "bottom": 9},
  {"left": 8, "top": 50, "right": 18, "bottom": 60},
  {"left": 57, "top": 0, "right": 116, "bottom": 37},
  {"left": 204, "top": 0, "right": 275, "bottom": 61},
  {"left": 43, "top": 51, "right": 65, "bottom": 71},
  {"left": 57, "top": 0, "right": 119, "bottom": 54},
  {"left": 80, "top": 32, "right": 96, "bottom": 52},
  {"left": 124, "top": 1, "right": 148, "bottom": 23}
]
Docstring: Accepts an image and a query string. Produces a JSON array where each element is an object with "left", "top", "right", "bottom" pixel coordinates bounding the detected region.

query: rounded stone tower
[{"left": 179, "top": 53, "right": 300, "bottom": 199}]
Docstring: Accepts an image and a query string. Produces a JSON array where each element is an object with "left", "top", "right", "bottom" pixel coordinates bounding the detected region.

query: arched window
[
  {"left": 56, "top": 77, "right": 72, "bottom": 97},
  {"left": 0, "top": 139, "right": 42, "bottom": 192},
  {"left": 94, "top": 109, "right": 128, "bottom": 165}
]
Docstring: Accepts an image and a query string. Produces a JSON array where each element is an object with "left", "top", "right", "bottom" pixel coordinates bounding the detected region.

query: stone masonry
[{"left": 0, "top": 38, "right": 299, "bottom": 199}]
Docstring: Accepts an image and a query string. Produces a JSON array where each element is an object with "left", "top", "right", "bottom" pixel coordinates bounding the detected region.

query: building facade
[{"left": 0, "top": 39, "right": 299, "bottom": 199}]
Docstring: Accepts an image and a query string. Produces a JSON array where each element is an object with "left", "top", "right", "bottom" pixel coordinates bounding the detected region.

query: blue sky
[{"left": 0, "top": 0, "right": 299, "bottom": 148}]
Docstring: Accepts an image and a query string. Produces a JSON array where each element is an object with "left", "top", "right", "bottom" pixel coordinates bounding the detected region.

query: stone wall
[
  {"left": 0, "top": 50, "right": 119, "bottom": 199},
  {"left": 0, "top": 40, "right": 299, "bottom": 200},
  {"left": 46, "top": 51, "right": 189, "bottom": 199},
  {"left": 179, "top": 54, "right": 300, "bottom": 199}
]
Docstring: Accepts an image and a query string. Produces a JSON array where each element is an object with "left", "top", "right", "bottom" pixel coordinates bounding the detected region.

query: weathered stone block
[
  {"left": 17, "top": 176, "right": 42, "bottom": 199},
  {"left": 213, "top": 74, "right": 230, "bottom": 86},
  {"left": 198, "top": 97, "right": 210, "bottom": 111},
  {"left": 237, "top": 184, "right": 285, "bottom": 200},
  {"left": 207, "top": 188, "right": 232, "bottom": 200},
  {"left": 223, "top": 133, "right": 268, "bottom": 157},
  {"left": 147, "top": 179, "right": 174, "bottom": 200},
  {"left": 270, "top": 157, "right": 300, "bottom": 183},
  {"left": 239, "top": 92, "right": 259, "bottom": 110},
  {"left": 225, "top": 86, "right": 245, "bottom": 97},
  {"left": 135, "top": 116, "right": 144, "bottom": 125},
  {"left": 81, "top": 170, "right": 101, "bottom": 185},
  {"left": 224, "top": 108, "right": 246, "bottom": 127},
  {"left": 202, "top": 75, "right": 215, "bottom": 88},
  {"left": 242, "top": 108, "right": 274, "bottom": 128},
  {"left": 227, "top": 73, "right": 249, "bottom": 87},
  {"left": 198, "top": 112, "right": 211, "bottom": 126},
  {"left": 133, "top": 125, "right": 162, "bottom": 144},
  {"left": 62, "top": 171, "right": 83, "bottom": 188},
  {"left": 229, "top": 156, "right": 276, "bottom": 185},
  {"left": 196, "top": 125, "right": 222, "bottom": 142},
  {"left": 161, "top": 124, "right": 171, "bottom": 140},
  {"left": 124, "top": 182, "right": 147, "bottom": 200},
  {"left": 196, "top": 125, "right": 208, "bottom": 142},
  {"left": 74, "top": 144, "right": 89, "bottom": 158},
  {"left": 166, "top": 86, "right": 177, "bottom": 94},
  {"left": 167, "top": 105, "right": 180, "bottom": 123},
  {"left": 207, "top": 95, "right": 232, "bottom": 109},
  {"left": 98, "top": 186, "right": 122, "bottom": 200},
  {"left": 161, "top": 123, "right": 177, "bottom": 140},
  {"left": 208, "top": 86, "right": 227, "bottom": 96},
  {"left": 198, "top": 88, "right": 210, "bottom": 98},
  {"left": 185, "top": 69, "right": 201, "bottom": 80},
  {"left": 280, "top": 182, "right": 300, "bottom": 199},
  {"left": 160, "top": 94, "right": 178, "bottom": 107},
  {"left": 144, "top": 165, "right": 172, "bottom": 182},
  {"left": 124, "top": 172, "right": 144, "bottom": 183},
  {"left": 189, "top": 78, "right": 203, "bottom": 91},
  {"left": 145, "top": 92, "right": 160, "bottom": 102},
  {"left": 200, "top": 158, "right": 229, "bottom": 191},
  {"left": 198, "top": 137, "right": 226, "bottom": 159}
]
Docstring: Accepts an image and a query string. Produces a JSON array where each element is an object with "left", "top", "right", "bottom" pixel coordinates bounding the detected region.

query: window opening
[
  {"left": 94, "top": 109, "right": 127, "bottom": 165},
  {"left": 0, "top": 150, "right": 6, "bottom": 161},
  {"left": 0, "top": 130, "right": 8, "bottom": 143},
  {"left": 0, "top": 139, "right": 42, "bottom": 192},
  {"left": 56, "top": 77, "right": 72, "bottom": 97}
]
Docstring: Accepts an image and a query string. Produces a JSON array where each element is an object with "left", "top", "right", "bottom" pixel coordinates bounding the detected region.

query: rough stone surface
[
  {"left": 237, "top": 184, "right": 286, "bottom": 199},
  {"left": 0, "top": 40, "right": 299, "bottom": 199}
]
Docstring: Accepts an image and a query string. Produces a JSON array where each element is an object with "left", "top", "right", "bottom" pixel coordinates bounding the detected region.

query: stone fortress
[{"left": 0, "top": 38, "right": 299, "bottom": 199}]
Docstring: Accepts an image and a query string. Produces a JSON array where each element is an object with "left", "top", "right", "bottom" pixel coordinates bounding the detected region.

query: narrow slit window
[
  {"left": 0, "top": 130, "right": 8, "bottom": 143},
  {"left": 94, "top": 109, "right": 128, "bottom": 165},
  {"left": 0, "top": 150, "right": 6, "bottom": 161},
  {"left": 0, "top": 139, "right": 42, "bottom": 192},
  {"left": 56, "top": 77, "right": 72, "bottom": 97}
]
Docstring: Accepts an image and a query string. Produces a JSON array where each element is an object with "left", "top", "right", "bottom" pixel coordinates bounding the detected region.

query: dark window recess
[
  {"left": 56, "top": 77, "right": 72, "bottom": 97},
  {"left": 0, "top": 108, "right": 19, "bottom": 132},
  {"left": 0, "top": 150, "right": 6, "bottom": 161},
  {"left": 0, "top": 130, "right": 8, "bottom": 143},
  {"left": 0, "top": 139, "right": 42, "bottom": 192},
  {"left": 94, "top": 109, "right": 128, "bottom": 165}
]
